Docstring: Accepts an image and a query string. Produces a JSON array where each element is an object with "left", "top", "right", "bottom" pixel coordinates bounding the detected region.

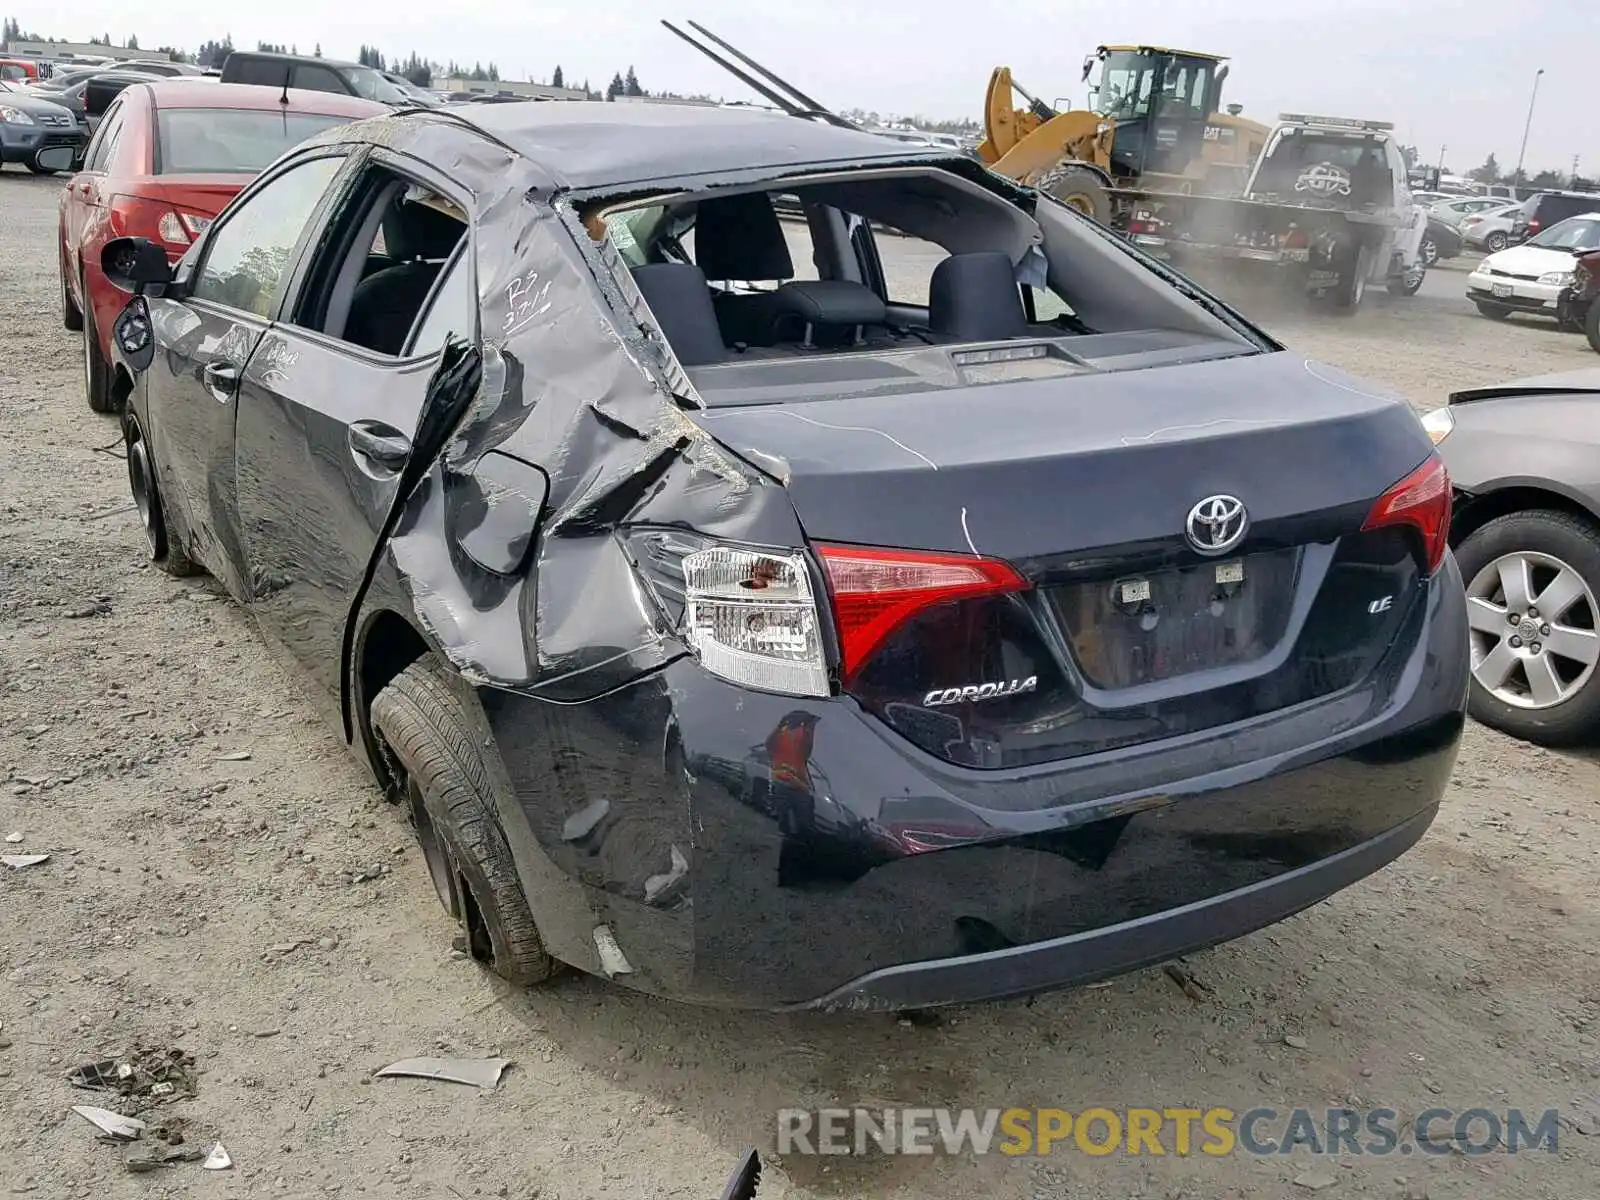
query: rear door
[
  {"left": 140, "top": 150, "right": 355, "bottom": 587},
  {"left": 233, "top": 149, "right": 476, "bottom": 696},
  {"left": 64, "top": 97, "right": 125, "bottom": 285}
]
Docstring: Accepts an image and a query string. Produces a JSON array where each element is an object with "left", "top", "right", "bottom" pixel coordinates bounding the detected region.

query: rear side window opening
[
  {"left": 155, "top": 109, "right": 357, "bottom": 175},
  {"left": 583, "top": 165, "right": 1267, "bottom": 404}
]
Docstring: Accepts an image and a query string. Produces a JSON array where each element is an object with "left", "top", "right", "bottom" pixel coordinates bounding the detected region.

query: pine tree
[
  {"left": 552, "top": 64, "right": 564, "bottom": 88},
  {"left": 606, "top": 71, "right": 625, "bottom": 101},
  {"left": 624, "top": 65, "right": 642, "bottom": 96}
]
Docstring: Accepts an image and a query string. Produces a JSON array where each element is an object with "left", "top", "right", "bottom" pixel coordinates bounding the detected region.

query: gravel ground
[{"left": 3, "top": 167, "right": 1598, "bottom": 1200}]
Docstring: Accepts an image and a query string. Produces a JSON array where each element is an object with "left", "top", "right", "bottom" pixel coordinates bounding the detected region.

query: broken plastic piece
[
  {"left": 71, "top": 1105, "right": 146, "bottom": 1141},
  {"left": 644, "top": 844, "right": 690, "bottom": 904},
  {"left": 3, "top": 832, "right": 22, "bottom": 843},
  {"left": 373, "top": 1056, "right": 512, "bottom": 1089},
  {"left": 202, "top": 1143, "right": 232, "bottom": 1170},
  {"left": 593, "top": 924, "right": 634, "bottom": 977},
  {"left": 561, "top": 798, "right": 610, "bottom": 842},
  {"left": 1, "top": 854, "right": 48, "bottom": 869}
]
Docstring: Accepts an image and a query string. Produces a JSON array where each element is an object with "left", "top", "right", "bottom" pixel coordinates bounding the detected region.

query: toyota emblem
[{"left": 1185, "top": 494, "right": 1248, "bottom": 555}]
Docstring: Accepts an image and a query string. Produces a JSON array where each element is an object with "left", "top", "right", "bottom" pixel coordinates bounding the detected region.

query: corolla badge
[
  {"left": 923, "top": 677, "right": 1038, "bottom": 707},
  {"left": 1185, "top": 494, "right": 1248, "bottom": 555}
]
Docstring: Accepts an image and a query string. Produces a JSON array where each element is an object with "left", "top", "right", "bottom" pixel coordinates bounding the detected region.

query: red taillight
[
  {"left": 816, "top": 543, "right": 1029, "bottom": 681},
  {"left": 109, "top": 194, "right": 209, "bottom": 257},
  {"left": 1362, "top": 455, "right": 1451, "bottom": 574}
]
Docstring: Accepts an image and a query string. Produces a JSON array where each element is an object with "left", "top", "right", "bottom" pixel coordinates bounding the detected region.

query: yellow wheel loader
[
  {"left": 978, "top": 46, "right": 1269, "bottom": 225},
  {"left": 661, "top": 23, "right": 1267, "bottom": 235}
]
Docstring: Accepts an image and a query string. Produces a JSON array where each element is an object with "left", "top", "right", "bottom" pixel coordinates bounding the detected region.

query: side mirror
[
  {"left": 101, "top": 236, "right": 173, "bottom": 295},
  {"left": 32, "top": 145, "right": 76, "bottom": 173}
]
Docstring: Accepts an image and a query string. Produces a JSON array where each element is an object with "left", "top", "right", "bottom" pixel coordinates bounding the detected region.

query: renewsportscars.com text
[{"left": 777, "top": 1106, "right": 1561, "bottom": 1157}]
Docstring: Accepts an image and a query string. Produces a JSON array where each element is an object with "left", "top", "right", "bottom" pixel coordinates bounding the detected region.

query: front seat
[
  {"left": 927, "top": 251, "right": 1029, "bottom": 342},
  {"left": 693, "top": 192, "right": 795, "bottom": 346},
  {"left": 345, "top": 201, "right": 467, "bottom": 356}
]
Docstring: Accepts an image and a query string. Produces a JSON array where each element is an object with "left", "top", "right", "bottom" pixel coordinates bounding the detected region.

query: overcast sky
[{"left": 28, "top": 0, "right": 1598, "bottom": 175}]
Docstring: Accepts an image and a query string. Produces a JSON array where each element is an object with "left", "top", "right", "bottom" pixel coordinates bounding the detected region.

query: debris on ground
[
  {"left": 71, "top": 1105, "right": 146, "bottom": 1141},
  {"left": 374, "top": 1056, "right": 513, "bottom": 1090},
  {"left": 125, "top": 1144, "right": 206, "bottom": 1173},
  {"left": 67, "top": 1047, "right": 198, "bottom": 1111},
  {"left": 202, "top": 1143, "right": 233, "bottom": 1170},
  {"left": 3, "top": 832, "right": 22, "bottom": 843},
  {"left": 1163, "top": 961, "right": 1213, "bottom": 1002},
  {"left": 1283, "top": 1034, "right": 1310, "bottom": 1050},
  {"left": 1292, "top": 1168, "right": 1340, "bottom": 1190},
  {"left": 216, "top": 751, "right": 252, "bottom": 762},
  {"left": 1, "top": 854, "right": 49, "bottom": 869}
]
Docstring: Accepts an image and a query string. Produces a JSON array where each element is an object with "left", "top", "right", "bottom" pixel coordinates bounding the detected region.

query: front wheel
[
  {"left": 1457, "top": 510, "right": 1600, "bottom": 746},
  {"left": 1585, "top": 295, "right": 1600, "bottom": 354},
  {"left": 61, "top": 245, "right": 82, "bottom": 332},
  {"left": 1035, "top": 163, "right": 1113, "bottom": 225},
  {"left": 1388, "top": 263, "right": 1426, "bottom": 296},
  {"left": 1419, "top": 235, "right": 1440, "bottom": 267},
  {"left": 370, "top": 657, "right": 558, "bottom": 987},
  {"left": 81, "top": 280, "right": 117, "bottom": 413},
  {"left": 1485, "top": 231, "right": 1508, "bottom": 253}
]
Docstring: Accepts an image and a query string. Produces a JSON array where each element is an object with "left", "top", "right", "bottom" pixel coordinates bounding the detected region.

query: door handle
[
  {"left": 202, "top": 360, "right": 240, "bottom": 396},
  {"left": 348, "top": 421, "right": 412, "bottom": 469}
]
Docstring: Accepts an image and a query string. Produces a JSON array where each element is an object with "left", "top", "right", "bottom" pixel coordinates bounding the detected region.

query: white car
[
  {"left": 1467, "top": 212, "right": 1600, "bottom": 320},
  {"left": 1459, "top": 202, "right": 1523, "bottom": 253}
]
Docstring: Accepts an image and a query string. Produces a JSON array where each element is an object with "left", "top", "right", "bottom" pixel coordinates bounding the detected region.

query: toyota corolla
[{"left": 98, "top": 99, "right": 1468, "bottom": 1010}]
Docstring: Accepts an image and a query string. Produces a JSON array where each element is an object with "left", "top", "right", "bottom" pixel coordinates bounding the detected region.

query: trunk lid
[
  {"left": 695, "top": 350, "right": 1437, "bottom": 770},
  {"left": 117, "top": 174, "right": 249, "bottom": 218}
]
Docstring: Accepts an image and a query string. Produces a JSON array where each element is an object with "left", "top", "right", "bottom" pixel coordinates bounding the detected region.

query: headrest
[
  {"left": 773, "top": 280, "right": 888, "bottom": 328},
  {"left": 630, "top": 263, "right": 727, "bottom": 367},
  {"left": 693, "top": 193, "right": 794, "bottom": 282},
  {"left": 383, "top": 201, "right": 466, "bottom": 263},
  {"left": 927, "top": 251, "right": 1028, "bottom": 342}
]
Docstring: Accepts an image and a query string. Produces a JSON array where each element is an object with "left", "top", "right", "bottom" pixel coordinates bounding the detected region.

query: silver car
[
  {"left": 1459, "top": 202, "right": 1522, "bottom": 253},
  {"left": 1428, "top": 369, "right": 1600, "bottom": 744},
  {"left": 1430, "top": 195, "right": 1509, "bottom": 229}
]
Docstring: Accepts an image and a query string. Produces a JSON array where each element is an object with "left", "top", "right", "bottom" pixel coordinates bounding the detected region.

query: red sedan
[{"left": 59, "top": 80, "right": 385, "bottom": 412}]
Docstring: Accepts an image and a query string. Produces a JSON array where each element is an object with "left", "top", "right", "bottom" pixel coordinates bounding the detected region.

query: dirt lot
[{"left": 2, "top": 167, "right": 1598, "bottom": 1200}]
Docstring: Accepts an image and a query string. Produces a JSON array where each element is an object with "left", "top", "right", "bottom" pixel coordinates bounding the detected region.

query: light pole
[{"left": 1514, "top": 68, "right": 1545, "bottom": 182}]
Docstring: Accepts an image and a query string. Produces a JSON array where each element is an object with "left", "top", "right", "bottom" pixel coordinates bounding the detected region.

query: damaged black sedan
[{"left": 100, "top": 100, "right": 1468, "bottom": 1010}]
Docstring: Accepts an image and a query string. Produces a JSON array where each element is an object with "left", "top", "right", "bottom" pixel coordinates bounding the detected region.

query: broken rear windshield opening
[{"left": 588, "top": 165, "right": 1261, "bottom": 403}]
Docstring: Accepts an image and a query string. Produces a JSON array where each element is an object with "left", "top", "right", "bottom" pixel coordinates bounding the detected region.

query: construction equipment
[
  {"left": 977, "top": 46, "right": 1269, "bottom": 223},
  {"left": 662, "top": 24, "right": 1267, "bottom": 233}
]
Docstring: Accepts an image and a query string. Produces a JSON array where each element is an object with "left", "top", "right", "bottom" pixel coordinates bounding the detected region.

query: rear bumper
[
  {"left": 483, "top": 557, "right": 1468, "bottom": 1010},
  {"left": 792, "top": 800, "right": 1436, "bottom": 1010}
]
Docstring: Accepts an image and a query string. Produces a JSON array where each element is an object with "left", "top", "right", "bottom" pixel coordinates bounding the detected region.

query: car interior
[
  {"left": 290, "top": 171, "right": 469, "bottom": 357},
  {"left": 586, "top": 166, "right": 1260, "bottom": 403}
]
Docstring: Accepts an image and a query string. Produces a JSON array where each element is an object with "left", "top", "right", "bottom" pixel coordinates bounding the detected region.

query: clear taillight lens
[
  {"left": 683, "top": 546, "right": 829, "bottom": 697},
  {"left": 157, "top": 211, "right": 190, "bottom": 245}
]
